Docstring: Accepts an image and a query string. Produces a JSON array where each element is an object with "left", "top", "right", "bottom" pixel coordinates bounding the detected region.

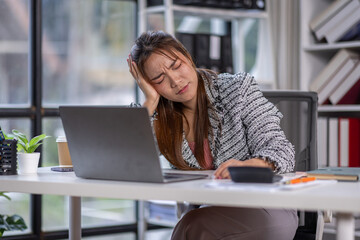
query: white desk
[{"left": 0, "top": 168, "right": 360, "bottom": 240}]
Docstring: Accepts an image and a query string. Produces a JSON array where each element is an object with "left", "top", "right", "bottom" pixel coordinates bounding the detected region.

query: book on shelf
[
  {"left": 313, "top": 0, "right": 360, "bottom": 41},
  {"left": 329, "top": 118, "right": 339, "bottom": 167},
  {"left": 306, "top": 167, "right": 360, "bottom": 181},
  {"left": 348, "top": 118, "right": 360, "bottom": 167},
  {"left": 339, "top": 21, "right": 360, "bottom": 42},
  {"left": 318, "top": 117, "right": 360, "bottom": 168},
  {"left": 329, "top": 62, "right": 360, "bottom": 104},
  {"left": 339, "top": 118, "right": 349, "bottom": 167},
  {"left": 309, "top": 0, "right": 351, "bottom": 32},
  {"left": 309, "top": 49, "right": 358, "bottom": 93},
  {"left": 324, "top": 5, "right": 360, "bottom": 43},
  {"left": 317, "top": 56, "right": 359, "bottom": 104},
  {"left": 317, "top": 118, "right": 328, "bottom": 168}
]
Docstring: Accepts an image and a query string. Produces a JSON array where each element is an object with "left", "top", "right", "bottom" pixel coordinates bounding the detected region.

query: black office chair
[
  {"left": 263, "top": 90, "right": 327, "bottom": 240},
  {"left": 144, "top": 90, "right": 324, "bottom": 239}
]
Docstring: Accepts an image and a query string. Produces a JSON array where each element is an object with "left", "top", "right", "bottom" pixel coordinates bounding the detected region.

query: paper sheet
[{"left": 204, "top": 178, "right": 337, "bottom": 191}]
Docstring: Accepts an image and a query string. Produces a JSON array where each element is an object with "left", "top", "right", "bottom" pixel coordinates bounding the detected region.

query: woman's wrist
[
  {"left": 143, "top": 99, "right": 158, "bottom": 117},
  {"left": 245, "top": 158, "right": 274, "bottom": 170}
]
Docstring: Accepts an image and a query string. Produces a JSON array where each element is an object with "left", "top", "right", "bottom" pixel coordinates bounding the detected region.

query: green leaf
[
  {"left": 29, "top": 134, "right": 49, "bottom": 147},
  {"left": 3, "top": 132, "right": 14, "bottom": 140},
  {"left": 0, "top": 214, "right": 10, "bottom": 232},
  {"left": 0, "top": 192, "right": 11, "bottom": 201},
  {"left": 5, "top": 215, "right": 27, "bottom": 231},
  {"left": 0, "top": 207, "right": 27, "bottom": 237},
  {"left": 27, "top": 143, "right": 42, "bottom": 153},
  {"left": 11, "top": 130, "right": 28, "bottom": 145},
  {"left": 17, "top": 143, "right": 27, "bottom": 153},
  {"left": 0, "top": 217, "right": 8, "bottom": 228}
]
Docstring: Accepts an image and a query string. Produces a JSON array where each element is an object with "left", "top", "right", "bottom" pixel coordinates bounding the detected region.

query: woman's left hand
[{"left": 213, "top": 158, "right": 274, "bottom": 179}]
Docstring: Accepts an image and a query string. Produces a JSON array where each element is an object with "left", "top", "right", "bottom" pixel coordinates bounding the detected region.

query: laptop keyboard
[
  {"left": 163, "top": 173, "right": 188, "bottom": 179},
  {"left": 163, "top": 173, "right": 208, "bottom": 180}
]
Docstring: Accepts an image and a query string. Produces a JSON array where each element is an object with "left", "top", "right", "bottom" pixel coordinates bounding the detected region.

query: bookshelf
[
  {"left": 138, "top": 0, "right": 269, "bottom": 75},
  {"left": 318, "top": 105, "right": 360, "bottom": 118},
  {"left": 300, "top": 0, "right": 360, "bottom": 145},
  {"left": 143, "top": 4, "right": 268, "bottom": 19},
  {"left": 299, "top": 0, "right": 360, "bottom": 92},
  {"left": 300, "top": 1, "right": 360, "bottom": 238}
]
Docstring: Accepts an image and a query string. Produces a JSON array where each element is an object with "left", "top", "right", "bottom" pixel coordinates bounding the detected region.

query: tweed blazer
[{"left": 181, "top": 72, "right": 295, "bottom": 174}]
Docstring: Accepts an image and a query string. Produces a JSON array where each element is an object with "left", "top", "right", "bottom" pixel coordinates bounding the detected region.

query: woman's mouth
[{"left": 177, "top": 84, "right": 189, "bottom": 95}]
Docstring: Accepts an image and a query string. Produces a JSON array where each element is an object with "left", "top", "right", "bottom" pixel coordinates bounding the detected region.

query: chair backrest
[
  {"left": 262, "top": 90, "right": 318, "bottom": 171},
  {"left": 263, "top": 91, "right": 319, "bottom": 240}
]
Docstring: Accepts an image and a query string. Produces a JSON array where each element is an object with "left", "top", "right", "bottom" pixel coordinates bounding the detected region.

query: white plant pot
[{"left": 17, "top": 152, "right": 40, "bottom": 174}]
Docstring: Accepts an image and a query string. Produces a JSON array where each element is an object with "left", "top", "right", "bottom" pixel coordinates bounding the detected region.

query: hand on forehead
[{"left": 144, "top": 50, "right": 185, "bottom": 80}]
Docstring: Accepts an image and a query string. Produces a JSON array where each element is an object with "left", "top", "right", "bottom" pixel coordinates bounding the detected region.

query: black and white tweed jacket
[{"left": 181, "top": 72, "right": 295, "bottom": 174}]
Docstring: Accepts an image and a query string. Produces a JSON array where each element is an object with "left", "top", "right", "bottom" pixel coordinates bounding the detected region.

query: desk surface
[{"left": 1, "top": 168, "right": 360, "bottom": 213}]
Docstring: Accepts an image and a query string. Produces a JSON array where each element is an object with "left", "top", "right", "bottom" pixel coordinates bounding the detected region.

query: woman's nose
[{"left": 169, "top": 74, "right": 181, "bottom": 88}]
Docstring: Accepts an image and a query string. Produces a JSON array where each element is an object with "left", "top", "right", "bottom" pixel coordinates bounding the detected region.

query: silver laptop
[{"left": 59, "top": 106, "right": 207, "bottom": 183}]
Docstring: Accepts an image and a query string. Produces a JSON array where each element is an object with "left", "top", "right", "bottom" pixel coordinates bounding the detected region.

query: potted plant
[
  {"left": 10, "top": 130, "right": 50, "bottom": 174},
  {"left": 0, "top": 192, "right": 27, "bottom": 237}
]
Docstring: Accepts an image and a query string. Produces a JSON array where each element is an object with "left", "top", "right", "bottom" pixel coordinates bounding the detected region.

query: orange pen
[{"left": 286, "top": 177, "right": 316, "bottom": 185}]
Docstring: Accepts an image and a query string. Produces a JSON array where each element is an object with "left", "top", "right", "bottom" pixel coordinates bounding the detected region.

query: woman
[{"left": 128, "top": 31, "right": 298, "bottom": 240}]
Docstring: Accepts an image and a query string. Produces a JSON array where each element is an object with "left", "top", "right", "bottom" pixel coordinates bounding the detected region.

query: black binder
[
  {"left": 194, "top": 34, "right": 210, "bottom": 69},
  {"left": 147, "top": 0, "right": 163, "bottom": 7},
  {"left": 176, "top": 31, "right": 233, "bottom": 73},
  {"left": 173, "top": 0, "right": 203, "bottom": 6},
  {"left": 176, "top": 33, "right": 195, "bottom": 61},
  {"left": 221, "top": 34, "right": 233, "bottom": 73}
]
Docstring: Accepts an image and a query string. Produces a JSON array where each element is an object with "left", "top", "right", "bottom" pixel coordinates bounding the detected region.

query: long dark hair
[{"left": 130, "top": 31, "right": 214, "bottom": 170}]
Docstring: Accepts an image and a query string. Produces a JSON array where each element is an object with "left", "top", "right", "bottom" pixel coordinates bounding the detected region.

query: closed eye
[
  {"left": 173, "top": 61, "right": 181, "bottom": 70},
  {"left": 155, "top": 78, "right": 164, "bottom": 85}
]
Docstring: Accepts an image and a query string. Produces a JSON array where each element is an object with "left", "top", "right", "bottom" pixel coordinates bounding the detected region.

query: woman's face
[{"left": 143, "top": 50, "right": 198, "bottom": 109}]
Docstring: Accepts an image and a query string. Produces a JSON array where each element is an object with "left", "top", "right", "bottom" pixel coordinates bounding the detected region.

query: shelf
[
  {"left": 303, "top": 41, "right": 360, "bottom": 52},
  {"left": 144, "top": 4, "right": 268, "bottom": 19},
  {"left": 323, "top": 227, "right": 360, "bottom": 237},
  {"left": 318, "top": 105, "right": 360, "bottom": 118},
  {"left": 147, "top": 218, "right": 177, "bottom": 228}
]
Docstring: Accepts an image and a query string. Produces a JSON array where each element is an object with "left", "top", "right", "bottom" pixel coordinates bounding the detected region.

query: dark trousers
[{"left": 171, "top": 206, "right": 298, "bottom": 240}]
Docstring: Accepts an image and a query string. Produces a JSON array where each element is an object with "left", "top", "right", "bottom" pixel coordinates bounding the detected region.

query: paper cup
[{"left": 56, "top": 136, "right": 72, "bottom": 167}]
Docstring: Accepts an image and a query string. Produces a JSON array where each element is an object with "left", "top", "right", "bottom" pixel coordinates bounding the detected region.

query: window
[
  {"left": 42, "top": 0, "right": 136, "bottom": 106},
  {"left": 0, "top": 0, "right": 138, "bottom": 238},
  {"left": 0, "top": 0, "right": 30, "bottom": 106}
]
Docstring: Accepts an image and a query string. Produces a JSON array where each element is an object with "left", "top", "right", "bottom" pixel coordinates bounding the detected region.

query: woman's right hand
[{"left": 127, "top": 55, "right": 160, "bottom": 116}]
